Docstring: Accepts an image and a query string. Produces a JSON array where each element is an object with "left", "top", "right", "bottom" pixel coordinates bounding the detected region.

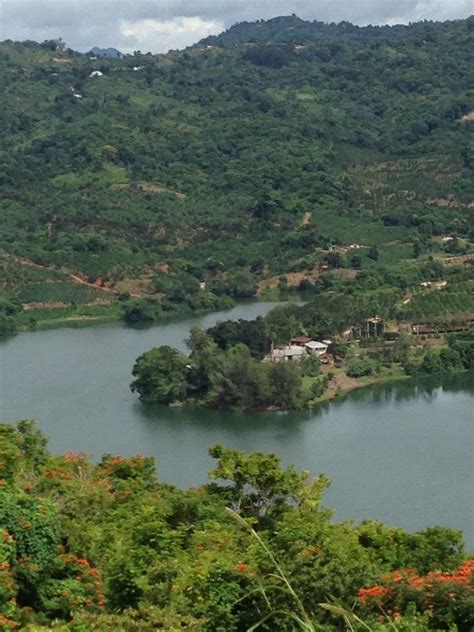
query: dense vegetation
[
  {"left": 1, "top": 15, "right": 473, "bottom": 332},
  {"left": 131, "top": 264, "right": 474, "bottom": 410},
  {"left": 131, "top": 300, "right": 474, "bottom": 410},
  {"left": 2, "top": 16, "right": 473, "bottom": 630},
  {"left": 0, "top": 421, "right": 472, "bottom": 631},
  {"left": 131, "top": 326, "right": 307, "bottom": 410}
]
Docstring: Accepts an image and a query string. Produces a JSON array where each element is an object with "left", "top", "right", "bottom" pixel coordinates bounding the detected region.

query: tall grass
[{"left": 227, "top": 507, "right": 401, "bottom": 632}]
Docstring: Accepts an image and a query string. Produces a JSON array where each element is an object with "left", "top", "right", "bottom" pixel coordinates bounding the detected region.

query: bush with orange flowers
[
  {"left": 1, "top": 421, "right": 473, "bottom": 631},
  {"left": 0, "top": 530, "right": 18, "bottom": 629},
  {"left": 357, "top": 560, "right": 474, "bottom": 630}
]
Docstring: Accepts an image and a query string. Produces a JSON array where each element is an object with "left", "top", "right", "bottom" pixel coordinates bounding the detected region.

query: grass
[
  {"left": 228, "top": 508, "right": 402, "bottom": 631},
  {"left": 16, "top": 282, "right": 113, "bottom": 305},
  {"left": 400, "top": 289, "right": 474, "bottom": 321},
  {"left": 15, "top": 303, "right": 123, "bottom": 331},
  {"left": 30, "top": 314, "right": 120, "bottom": 331},
  {"left": 303, "top": 365, "right": 409, "bottom": 406}
]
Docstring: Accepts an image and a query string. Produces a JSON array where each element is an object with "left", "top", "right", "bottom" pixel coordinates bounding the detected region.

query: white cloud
[{"left": 119, "top": 16, "right": 224, "bottom": 53}]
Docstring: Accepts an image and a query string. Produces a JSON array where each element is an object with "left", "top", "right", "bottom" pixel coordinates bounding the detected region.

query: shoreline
[
  {"left": 309, "top": 369, "right": 411, "bottom": 407},
  {"left": 8, "top": 290, "right": 304, "bottom": 336},
  {"left": 148, "top": 368, "right": 413, "bottom": 413},
  {"left": 161, "top": 367, "right": 470, "bottom": 413},
  {"left": 12, "top": 299, "right": 238, "bottom": 334}
]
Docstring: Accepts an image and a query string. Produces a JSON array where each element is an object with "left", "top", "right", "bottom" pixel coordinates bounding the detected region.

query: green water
[{"left": 1, "top": 301, "right": 473, "bottom": 546}]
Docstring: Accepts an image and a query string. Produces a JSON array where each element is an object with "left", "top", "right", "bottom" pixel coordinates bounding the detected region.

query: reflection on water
[{"left": 342, "top": 372, "right": 474, "bottom": 407}]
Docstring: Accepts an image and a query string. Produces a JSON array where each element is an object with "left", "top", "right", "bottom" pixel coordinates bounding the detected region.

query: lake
[{"left": 1, "top": 301, "right": 473, "bottom": 547}]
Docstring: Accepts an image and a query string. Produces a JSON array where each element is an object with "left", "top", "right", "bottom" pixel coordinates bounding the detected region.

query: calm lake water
[{"left": 1, "top": 301, "right": 473, "bottom": 547}]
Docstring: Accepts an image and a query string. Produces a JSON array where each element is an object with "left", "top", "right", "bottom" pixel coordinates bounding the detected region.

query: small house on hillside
[
  {"left": 271, "top": 337, "right": 329, "bottom": 362},
  {"left": 366, "top": 316, "right": 384, "bottom": 337},
  {"left": 89, "top": 70, "right": 104, "bottom": 78},
  {"left": 290, "top": 335, "right": 312, "bottom": 347},
  {"left": 305, "top": 340, "right": 328, "bottom": 356},
  {"left": 271, "top": 345, "right": 307, "bottom": 363}
]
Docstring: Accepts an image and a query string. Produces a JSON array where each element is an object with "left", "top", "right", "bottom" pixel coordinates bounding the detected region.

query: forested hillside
[{"left": 0, "top": 16, "right": 473, "bottom": 332}]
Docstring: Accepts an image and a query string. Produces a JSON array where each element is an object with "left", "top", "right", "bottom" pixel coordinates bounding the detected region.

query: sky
[{"left": 0, "top": 0, "right": 472, "bottom": 54}]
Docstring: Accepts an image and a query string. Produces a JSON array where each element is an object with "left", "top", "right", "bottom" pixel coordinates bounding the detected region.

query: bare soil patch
[
  {"left": 137, "top": 182, "right": 186, "bottom": 199},
  {"left": 300, "top": 211, "right": 311, "bottom": 226},
  {"left": 459, "top": 111, "right": 474, "bottom": 123},
  {"left": 23, "top": 301, "right": 72, "bottom": 310}
]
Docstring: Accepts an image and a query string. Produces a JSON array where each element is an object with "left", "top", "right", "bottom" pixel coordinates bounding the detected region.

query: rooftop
[
  {"left": 305, "top": 341, "right": 328, "bottom": 350},
  {"left": 291, "top": 335, "right": 312, "bottom": 344}
]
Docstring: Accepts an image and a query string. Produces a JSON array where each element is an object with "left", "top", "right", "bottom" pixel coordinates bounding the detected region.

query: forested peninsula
[{"left": 130, "top": 299, "right": 474, "bottom": 410}]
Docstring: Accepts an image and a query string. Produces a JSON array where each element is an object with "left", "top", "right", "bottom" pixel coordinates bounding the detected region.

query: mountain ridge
[
  {"left": 88, "top": 46, "right": 125, "bottom": 58},
  {"left": 196, "top": 13, "right": 471, "bottom": 47}
]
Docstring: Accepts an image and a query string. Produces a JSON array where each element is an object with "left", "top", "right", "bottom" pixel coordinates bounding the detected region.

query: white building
[
  {"left": 271, "top": 340, "right": 329, "bottom": 362},
  {"left": 304, "top": 341, "right": 328, "bottom": 356},
  {"left": 271, "top": 345, "right": 307, "bottom": 363}
]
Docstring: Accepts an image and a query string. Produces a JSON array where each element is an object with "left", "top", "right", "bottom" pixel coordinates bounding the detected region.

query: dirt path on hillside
[{"left": 10, "top": 256, "right": 143, "bottom": 298}]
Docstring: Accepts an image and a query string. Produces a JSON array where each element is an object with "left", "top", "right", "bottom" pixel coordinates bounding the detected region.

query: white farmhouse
[
  {"left": 271, "top": 346, "right": 307, "bottom": 363},
  {"left": 305, "top": 341, "right": 328, "bottom": 356}
]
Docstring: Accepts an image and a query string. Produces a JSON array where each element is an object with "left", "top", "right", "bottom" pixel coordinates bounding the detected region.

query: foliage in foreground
[{"left": 0, "top": 421, "right": 472, "bottom": 631}]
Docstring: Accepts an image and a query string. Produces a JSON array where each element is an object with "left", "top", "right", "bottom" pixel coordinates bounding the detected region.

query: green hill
[
  {"left": 198, "top": 13, "right": 413, "bottom": 46},
  {"left": 0, "top": 16, "right": 473, "bottom": 332}
]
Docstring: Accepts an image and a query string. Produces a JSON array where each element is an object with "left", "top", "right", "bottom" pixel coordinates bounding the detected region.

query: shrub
[{"left": 346, "top": 358, "right": 374, "bottom": 378}]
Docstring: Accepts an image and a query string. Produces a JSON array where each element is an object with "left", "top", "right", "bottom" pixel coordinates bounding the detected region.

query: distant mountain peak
[{"left": 88, "top": 46, "right": 124, "bottom": 59}]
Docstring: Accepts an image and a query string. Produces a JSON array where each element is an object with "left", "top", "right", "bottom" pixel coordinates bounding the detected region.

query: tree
[
  {"left": 186, "top": 325, "right": 215, "bottom": 356},
  {"left": 208, "top": 444, "right": 330, "bottom": 522},
  {"left": 267, "top": 362, "right": 306, "bottom": 409},
  {"left": 244, "top": 45, "right": 291, "bottom": 69},
  {"left": 0, "top": 314, "right": 17, "bottom": 338},
  {"left": 418, "top": 349, "right": 443, "bottom": 375},
  {"left": 350, "top": 253, "right": 362, "bottom": 269},
  {"left": 301, "top": 353, "right": 321, "bottom": 377},
  {"left": 346, "top": 357, "right": 374, "bottom": 377},
  {"left": 368, "top": 245, "right": 379, "bottom": 261},
  {"left": 212, "top": 345, "right": 271, "bottom": 409},
  {"left": 325, "top": 251, "right": 344, "bottom": 268},
  {"left": 130, "top": 346, "right": 189, "bottom": 403},
  {"left": 249, "top": 192, "right": 283, "bottom": 221},
  {"left": 185, "top": 326, "right": 218, "bottom": 396},
  {"left": 207, "top": 318, "right": 271, "bottom": 360},
  {"left": 413, "top": 239, "right": 421, "bottom": 258},
  {"left": 122, "top": 300, "right": 157, "bottom": 324},
  {"left": 225, "top": 271, "right": 257, "bottom": 299},
  {"left": 438, "top": 348, "right": 463, "bottom": 372}
]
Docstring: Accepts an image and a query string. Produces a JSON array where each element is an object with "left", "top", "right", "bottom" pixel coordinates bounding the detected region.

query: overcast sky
[{"left": 1, "top": 0, "right": 472, "bottom": 54}]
